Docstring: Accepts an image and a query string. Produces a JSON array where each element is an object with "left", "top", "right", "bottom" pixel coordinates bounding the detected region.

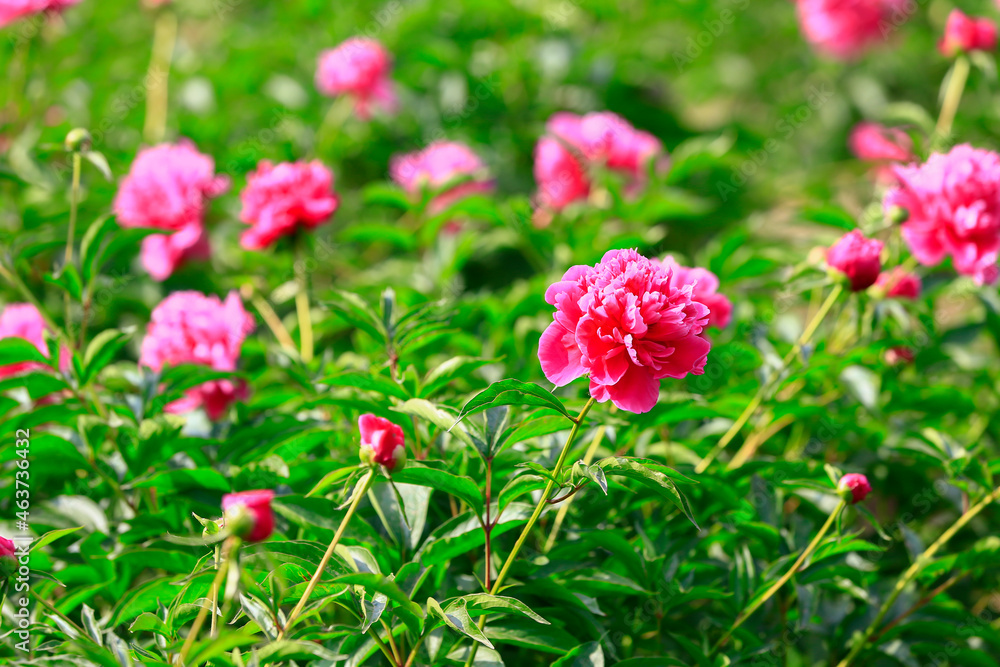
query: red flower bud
[
  {"left": 0, "top": 535, "right": 16, "bottom": 578},
  {"left": 827, "top": 230, "right": 884, "bottom": 291},
  {"left": 939, "top": 10, "right": 997, "bottom": 57},
  {"left": 358, "top": 413, "right": 406, "bottom": 472},
  {"left": 222, "top": 489, "right": 274, "bottom": 542},
  {"left": 837, "top": 473, "right": 872, "bottom": 504}
]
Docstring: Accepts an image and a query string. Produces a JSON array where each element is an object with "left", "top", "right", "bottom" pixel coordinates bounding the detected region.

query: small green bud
[{"left": 65, "top": 128, "right": 92, "bottom": 152}]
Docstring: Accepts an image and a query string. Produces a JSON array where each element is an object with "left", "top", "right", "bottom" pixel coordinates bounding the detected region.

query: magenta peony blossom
[
  {"left": 939, "top": 10, "right": 997, "bottom": 57},
  {"left": 139, "top": 291, "right": 255, "bottom": 420},
  {"left": 0, "top": 0, "right": 82, "bottom": 27},
  {"left": 875, "top": 267, "right": 921, "bottom": 299},
  {"left": 534, "top": 112, "right": 665, "bottom": 212},
  {"left": 837, "top": 473, "right": 872, "bottom": 504},
  {"left": 316, "top": 38, "right": 397, "bottom": 120},
  {"left": 358, "top": 414, "right": 406, "bottom": 471},
  {"left": 539, "top": 249, "right": 711, "bottom": 414},
  {"left": 0, "top": 303, "right": 68, "bottom": 378},
  {"left": 796, "top": 0, "right": 908, "bottom": 60},
  {"left": 114, "top": 141, "right": 229, "bottom": 281},
  {"left": 827, "top": 230, "right": 884, "bottom": 291},
  {"left": 222, "top": 490, "right": 274, "bottom": 542},
  {"left": 885, "top": 145, "right": 1000, "bottom": 285},
  {"left": 655, "top": 256, "right": 732, "bottom": 329},
  {"left": 0, "top": 535, "right": 15, "bottom": 578},
  {"left": 239, "top": 160, "right": 339, "bottom": 250},
  {"left": 390, "top": 141, "right": 494, "bottom": 215}
]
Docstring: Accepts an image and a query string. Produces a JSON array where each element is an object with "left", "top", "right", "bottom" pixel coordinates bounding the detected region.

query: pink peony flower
[
  {"left": 0, "top": 303, "right": 68, "bottom": 378},
  {"left": 655, "top": 256, "right": 732, "bottom": 329},
  {"left": 539, "top": 249, "right": 711, "bottom": 414},
  {"left": 139, "top": 291, "right": 255, "bottom": 420},
  {"left": 534, "top": 112, "right": 665, "bottom": 212},
  {"left": 849, "top": 122, "right": 914, "bottom": 162},
  {"left": 884, "top": 145, "right": 1000, "bottom": 285},
  {"left": 874, "top": 267, "right": 921, "bottom": 299},
  {"left": 316, "top": 38, "right": 397, "bottom": 120},
  {"left": 837, "top": 472, "right": 872, "bottom": 504},
  {"left": 114, "top": 141, "right": 229, "bottom": 281},
  {"left": 827, "top": 229, "right": 884, "bottom": 291},
  {"left": 390, "top": 141, "right": 494, "bottom": 215},
  {"left": 0, "top": 535, "right": 15, "bottom": 578},
  {"left": 0, "top": 0, "right": 82, "bottom": 27},
  {"left": 222, "top": 490, "right": 274, "bottom": 542},
  {"left": 939, "top": 10, "right": 997, "bottom": 57},
  {"left": 885, "top": 346, "right": 915, "bottom": 365},
  {"left": 239, "top": 160, "right": 339, "bottom": 250},
  {"left": 358, "top": 414, "right": 406, "bottom": 471},
  {"left": 796, "top": 0, "right": 908, "bottom": 60}
]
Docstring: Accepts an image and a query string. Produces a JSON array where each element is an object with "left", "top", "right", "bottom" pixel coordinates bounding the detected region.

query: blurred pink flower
[
  {"left": 358, "top": 414, "right": 406, "bottom": 471},
  {"left": 539, "top": 249, "right": 711, "bottom": 414},
  {"left": 139, "top": 291, "right": 255, "bottom": 420},
  {"left": 239, "top": 160, "right": 339, "bottom": 250},
  {"left": 885, "top": 145, "right": 1000, "bottom": 285},
  {"left": 390, "top": 141, "right": 493, "bottom": 215},
  {"left": 885, "top": 346, "right": 914, "bottom": 365},
  {"left": 827, "top": 229, "right": 884, "bottom": 291},
  {"left": 849, "top": 122, "right": 914, "bottom": 183},
  {"left": 838, "top": 473, "right": 872, "bottom": 503},
  {"left": 875, "top": 267, "right": 921, "bottom": 299},
  {"left": 534, "top": 111, "right": 665, "bottom": 212},
  {"left": 114, "top": 141, "right": 229, "bottom": 281},
  {"left": 222, "top": 490, "right": 274, "bottom": 542},
  {"left": 796, "top": 0, "right": 908, "bottom": 60},
  {"left": 0, "top": 0, "right": 82, "bottom": 27},
  {"left": 0, "top": 535, "right": 15, "bottom": 578},
  {"left": 655, "top": 256, "right": 733, "bottom": 329},
  {"left": 316, "top": 38, "right": 397, "bottom": 120},
  {"left": 939, "top": 10, "right": 997, "bottom": 57},
  {"left": 0, "top": 303, "right": 68, "bottom": 378}
]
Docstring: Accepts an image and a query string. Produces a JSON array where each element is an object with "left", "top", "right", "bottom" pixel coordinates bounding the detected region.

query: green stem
[
  {"left": 177, "top": 538, "right": 236, "bottom": 666},
  {"left": 30, "top": 588, "right": 98, "bottom": 646},
  {"left": 278, "top": 470, "right": 375, "bottom": 639},
  {"left": 543, "top": 425, "right": 606, "bottom": 553},
  {"left": 380, "top": 618, "right": 402, "bottom": 665},
  {"left": 64, "top": 151, "right": 82, "bottom": 340},
  {"left": 695, "top": 284, "right": 843, "bottom": 473},
  {"left": 403, "top": 632, "right": 428, "bottom": 667},
  {"left": 369, "top": 626, "right": 399, "bottom": 666},
  {"left": 835, "top": 486, "right": 1000, "bottom": 667},
  {"left": 933, "top": 55, "right": 970, "bottom": 150},
  {"left": 712, "top": 500, "right": 845, "bottom": 654},
  {"left": 294, "top": 237, "right": 314, "bottom": 364},
  {"left": 464, "top": 397, "right": 596, "bottom": 667},
  {"left": 143, "top": 9, "right": 177, "bottom": 144}
]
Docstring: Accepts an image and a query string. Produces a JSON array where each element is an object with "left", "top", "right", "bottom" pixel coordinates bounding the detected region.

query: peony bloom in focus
[
  {"left": 316, "top": 38, "right": 397, "bottom": 120},
  {"left": 939, "top": 10, "right": 997, "bottom": 57},
  {"left": 874, "top": 267, "right": 921, "bottom": 299},
  {"left": 222, "top": 490, "right": 274, "bottom": 542},
  {"left": 390, "top": 141, "right": 494, "bottom": 215},
  {"left": 0, "top": 303, "right": 68, "bottom": 378},
  {"left": 0, "top": 0, "right": 82, "bottom": 27},
  {"left": 884, "top": 145, "right": 1000, "bottom": 285},
  {"left": 827, "top": 229, "right": 884, "bottom": 291},
  {"left": 0, "top": 535, "right": 15, "bottom": 578},
  {"left": 358, "top": 414, "right": 406, "bottom": 471},
  {"left": 534, "top": 111, "right": 665, "bottom": 212},
  {"left": 239, "top": 160, "right": 339, "bottom": 250},
  {"left": 837, "top": 473, "right": 872, "bottom": 504},
  {"left": 655, "top": 256, "right": 732, "bottom": 329},
  {"left": 539, "top": 249, "right": 711, "bottom": 414},
  {"left": 114, "top": 141, "right": 229, "bottom": 281},
  {"left": 796, "top": 0, "right": 908, "bottom": 60},
  {"left": 139, "top": 291, "right": 255, "bottom": 419}
]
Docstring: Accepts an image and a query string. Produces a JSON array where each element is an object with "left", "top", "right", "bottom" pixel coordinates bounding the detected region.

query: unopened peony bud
[
  {"left": 222, "top": 490, "right": 274, "bottom": 542},
  {"left": 65, "top": 128, "right": 92, "bottom": 152},
  {"left": 837, "top": 473, "right": 872, "bottom": 504},
  {"left": 358, "top": 414, "right": 406, "bottom": 472},
  {"left": 0, "top": 536, "right": 16, "bottom": 579},
  {"left": 939, "top": 10, "right": 997, "bottom": 57},
  {"left": 827, "top": 230, "right": 884, "bottom": 291}
]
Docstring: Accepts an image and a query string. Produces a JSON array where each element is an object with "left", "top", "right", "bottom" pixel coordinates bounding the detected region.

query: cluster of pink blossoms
[
  {"left": 390, "top": 141, "right": 493, "bottom": 216},
  {"left": 0, "top": 303, "right": 68, "bottom": 378},
  {"left": 539, "top": 249, "right": 711, "bottom": 414},
  {"left": 239, "top": 160, "right": 339, "bottom": 250},
  {"left": 795, "top": 0, "right": 907, "bottom": 60},
  {"left": 0, "top": 0, "right": 80, "bottom": 27},
  {"left": 939, "top": 10, "right": 997, "bottom": 57},
  {"left": 113, "top": 141, "right": 229, "bottom": 281},
  {"left": 139, "top": 291, "right": 255, "bottom": 420},
  {"left": 534, "top": 112, "right": 664, "bottom": 211},
  {"left": 885, "top": 144, "right": 1000, "bottom": 285},
  {"left": 316, "top": 38, "right": 397, "bottom": 120}
]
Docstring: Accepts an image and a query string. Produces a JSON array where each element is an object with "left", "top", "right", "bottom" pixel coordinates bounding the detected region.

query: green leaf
[
  {"left": 456, "top": 379, "right": 572, "bottom": 422},
  {"left": 552, "top": 642, "right": 604, "bottom": 667},
  {"left": 0, "top": 337, "right": 50, "bottom": 368},
  {"left": 445, "top": 594, "right": 549, "bottom": 625},
  {"left": 128, "top": 612, "right": 169, "bottom": 637},
  {"left": 82, "top": 328, "right": 132, "bottom": 384},
  {"left": 428, "top": 597, "right": 494, "bottom": 649},
  {"left": 597, "top": 457, "right": 699, "bottom": 528},
  {"left": 393, "top": 398, "right": 476, "bottom": 449},
  {"left": 330, "top": 573, "right": 424, "bottom": 635},
  {"left": 421, "top": 356, "right": 493, "bottom": 397},
  {"left": 391, "top": 463, "right": 483, "bottom": 515},
  {"left": 31, "top": 526, "right": 83, "bottom": 551},
  {"left": 323, "top": 371, "right": 410, "bottom": 400}
]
